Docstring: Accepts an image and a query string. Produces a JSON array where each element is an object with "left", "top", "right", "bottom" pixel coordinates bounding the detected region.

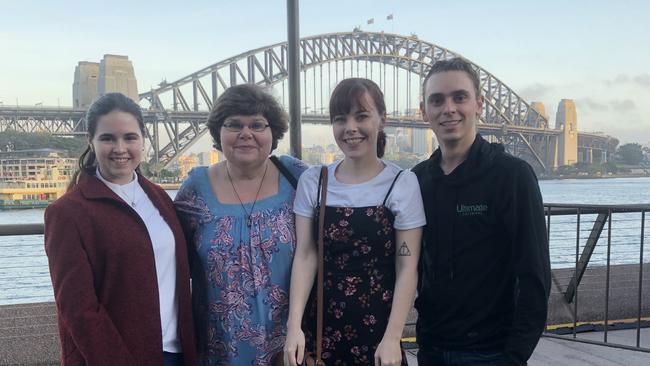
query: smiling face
[
  {"left": 219, "top": 113, "right": 273, "bottom": 168},
  {"left": 421, "top": 70, "right": 484, "bottom": 148},
  {"left": 332, "top": 92, "right": 384, "bottom": 161},
  {"left": 90, "top": 110, "right": 144, "bottom": 184}
]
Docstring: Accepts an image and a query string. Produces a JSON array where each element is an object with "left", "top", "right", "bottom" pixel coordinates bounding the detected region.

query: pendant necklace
[
  {"left": 226, "top": 161, "right": 268, "bottom": 228},
  {"left": 122, "top": 178, "right": 138, "bottom": 207}
]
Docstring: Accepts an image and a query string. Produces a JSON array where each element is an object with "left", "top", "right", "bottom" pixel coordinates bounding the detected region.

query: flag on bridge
[
  {"left": 367, "top": 18, "right": 374, "bottom": 24},
  {"left": 387, "top": 14, "right": 394, "bottom": 20}
]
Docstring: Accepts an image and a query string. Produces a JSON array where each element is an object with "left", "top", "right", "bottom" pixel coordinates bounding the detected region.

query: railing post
[
  {"left": 286, "top": 0, "right": 302, "bottom": 159},
  {"left": 637, "top": 210, "right": 645, "bottom": 348},
  {"left": 573, "top": 208, "right": 580, "bottom": 338},
  {"left": 564, "top": 211, "right": 609, "bottom": 303},
  {"left": 604, "top": 209, "right": 613, "bottom": 343}
]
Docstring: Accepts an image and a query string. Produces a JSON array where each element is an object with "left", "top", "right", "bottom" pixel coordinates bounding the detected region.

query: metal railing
[
  {"left": 2, "top": 203, "right": 650, "bottom": 355},
  {"left": 0, "top": 223, "right": 43, "bottom": 236},
  {"left": 543, "top": 203, "right": 650, "bottom": 353}
]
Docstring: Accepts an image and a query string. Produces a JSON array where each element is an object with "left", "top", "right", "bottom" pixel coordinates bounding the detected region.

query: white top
[
  {"left": 96, "top": 169, "right": 181, "bottom": 352},
  {"left": 293, "top": 160, "right": 426, "bottom": 230}
]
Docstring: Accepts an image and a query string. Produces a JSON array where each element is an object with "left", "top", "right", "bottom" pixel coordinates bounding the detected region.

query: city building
[
  {"left": 302, "top": 145, "right": 342, "bottom": 165},
  {"left": 198, "top": 150, "right": 221, "bottom": 166},
  {"left": 178, "top": 154, "right": 199, "bottom": 178},
  {"left": 0, "top": 149, "right": 76, "bottom": 183},
  {"left": 412, "top": 128, "right": 435, "bottom": 156}
]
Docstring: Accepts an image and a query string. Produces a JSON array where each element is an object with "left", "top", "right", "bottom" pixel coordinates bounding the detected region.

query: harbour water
[{"left": 1, "top": 177, "right": 649, "bottom": 305}]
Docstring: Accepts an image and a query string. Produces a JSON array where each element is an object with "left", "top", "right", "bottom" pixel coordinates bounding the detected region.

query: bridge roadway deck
[{"left": 0, "top": 107, "right": 561, "bottom": 134}]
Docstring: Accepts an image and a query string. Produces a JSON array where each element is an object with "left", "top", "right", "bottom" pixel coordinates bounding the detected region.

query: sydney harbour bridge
[{"left": 0, "top": 31, "right": 618, "bottom": 172}]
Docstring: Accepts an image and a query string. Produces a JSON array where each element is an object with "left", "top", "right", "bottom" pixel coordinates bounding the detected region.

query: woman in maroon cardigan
[{"left": 44, "top": 93, "right": 197, "bottom": 366}]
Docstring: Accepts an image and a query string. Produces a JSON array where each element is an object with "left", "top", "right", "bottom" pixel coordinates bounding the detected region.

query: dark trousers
[
  {"left": 163, "top": 352, "right": 184, "bottom": 366},
  {"left": 417, "top": 346, "right": 502, "bottom": 366}
]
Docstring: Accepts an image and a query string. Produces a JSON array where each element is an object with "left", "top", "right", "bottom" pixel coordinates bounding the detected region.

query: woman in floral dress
[
  {"left": 284, "top": 78, "right": 425, "bottom": 366},
  {"left": 175, "top": 84, "right": 307, "bottom": 365}
]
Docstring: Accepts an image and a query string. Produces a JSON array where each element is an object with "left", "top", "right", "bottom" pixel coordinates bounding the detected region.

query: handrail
[
  {"left": 543, "top": 202, "right": 650, "bottom": 352},
  {"left": 0, "top": 223, "right": 44, "bottom": 236},
  {"left": 1, "top": 202, "right": 649, "bottom": 354}
]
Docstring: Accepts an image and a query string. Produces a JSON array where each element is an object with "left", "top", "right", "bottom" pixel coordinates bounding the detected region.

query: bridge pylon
[{"left": 556, "top": 99, "right": 578, "bottom": 167}]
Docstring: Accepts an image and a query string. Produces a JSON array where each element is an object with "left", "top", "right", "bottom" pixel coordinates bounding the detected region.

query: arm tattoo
[{"left": 398, "top": 241, "right": 411, "bottom": 256}]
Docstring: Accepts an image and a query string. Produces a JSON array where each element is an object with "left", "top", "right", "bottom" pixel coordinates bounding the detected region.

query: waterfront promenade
[
  {"left": 1, "top": 302, "right": 649, "bottom": 365},
  {"left": 2, "top": 183, "right": 649, "bottom": 364},
  {"left": 2, "top": 260, "right": 649, "bottom": 365}
]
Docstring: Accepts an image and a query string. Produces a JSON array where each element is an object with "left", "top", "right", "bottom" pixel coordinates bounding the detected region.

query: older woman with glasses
[{"left": 174, "top": 84, "right": 307, "bottom": 366}]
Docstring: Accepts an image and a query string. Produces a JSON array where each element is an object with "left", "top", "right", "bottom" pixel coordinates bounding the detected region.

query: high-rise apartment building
[{"left": 412, "top": 128, "right": 435, "bottom": 156}]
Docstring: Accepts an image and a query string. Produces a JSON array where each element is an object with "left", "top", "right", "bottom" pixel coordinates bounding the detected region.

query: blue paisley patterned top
[{"left": 174, "top": 155, "right": 307, "bottom": 366}]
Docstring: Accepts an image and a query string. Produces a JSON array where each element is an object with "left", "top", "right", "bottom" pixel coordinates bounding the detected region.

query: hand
[
  {"left": 374, "top": 337, "right": 402, "bottom": 366},
  {"left": 284, "top": 326, "right": 306, "bottom": 366}
]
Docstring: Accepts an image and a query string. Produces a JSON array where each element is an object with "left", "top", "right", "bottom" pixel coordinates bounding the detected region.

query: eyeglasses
[{"left": 222, "top": 121, "right": 270, "bottom": 133}]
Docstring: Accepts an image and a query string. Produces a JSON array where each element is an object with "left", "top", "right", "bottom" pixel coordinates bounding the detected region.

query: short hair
[
  {"left": 421, "top": 57, "right": 481, "bottom": 100},
  {"left": 207, "top": 84, "right": 288, "bottom": 151},
  {"left": 69, "top": 93, "right": 144, "bottom": 190},
  {"left": 329, "top": 78, "right": 387, "bottom": 158}
]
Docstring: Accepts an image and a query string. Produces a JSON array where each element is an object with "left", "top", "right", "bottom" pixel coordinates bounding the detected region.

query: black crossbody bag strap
[{"left": 269, "top": 155, "right": 298, "bottom": 189}]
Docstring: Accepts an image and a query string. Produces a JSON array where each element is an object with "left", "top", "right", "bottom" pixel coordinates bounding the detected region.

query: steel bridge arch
[{"left": 139, "top": 31, "right": 549, "bottom": 167}]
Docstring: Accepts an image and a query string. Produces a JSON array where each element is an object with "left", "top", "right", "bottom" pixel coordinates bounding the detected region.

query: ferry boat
[
  {"left": 0, "top": 149, "right": 75, "bottom": 210},
  {"left": 0, "top": 166, "right": 70, "bottom": 209}
]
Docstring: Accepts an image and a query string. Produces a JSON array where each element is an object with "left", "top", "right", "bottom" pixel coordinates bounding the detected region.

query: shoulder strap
[
  {"left": 269, "top": 155, "right": 298, "bottom": 189},
  {"left": 382, "top": 169, "right": 404, "bottom": 206},
  {"left": 316, "top": 165, "right": 325, "bottom": 206},
  {"left": 315, "top": 165, "right": 328, "bottom": 365}
]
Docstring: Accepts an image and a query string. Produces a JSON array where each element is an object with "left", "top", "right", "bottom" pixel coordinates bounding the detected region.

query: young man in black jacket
[{"left": 412, "top": 57, "right": 551, "bottom": 366}]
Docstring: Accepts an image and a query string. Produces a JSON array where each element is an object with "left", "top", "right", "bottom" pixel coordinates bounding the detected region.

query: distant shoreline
[{"left": 539, "top": 173, "right": 650, "bottom": 181}]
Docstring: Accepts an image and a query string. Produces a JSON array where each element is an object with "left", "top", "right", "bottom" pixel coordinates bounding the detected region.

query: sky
[{"left": 1, "top": 0, "right": 649, "bottom": 145}]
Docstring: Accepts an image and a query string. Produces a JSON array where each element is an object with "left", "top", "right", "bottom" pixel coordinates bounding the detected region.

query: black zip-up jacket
[{"left": 412, "top": 134, "right": 551, "bottom": 366}]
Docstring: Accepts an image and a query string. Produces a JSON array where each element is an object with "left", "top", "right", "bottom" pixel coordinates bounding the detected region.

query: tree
[
  {"left": 617, "top": 143, "right": 644, "bottom": 165},
  {"left": 602, "top": 161, "right": 619, "bottom": 174},
  {"left": 0, "top": 131, "right": 87, "bottom": 156}
]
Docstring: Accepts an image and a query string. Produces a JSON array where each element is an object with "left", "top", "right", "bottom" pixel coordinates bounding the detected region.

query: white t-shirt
[
  {"left": 293, "top": 160, "right": 426, "bottom": 230},
  {"left": 96, "top": 169, "right": 181, "bottom": 353}
]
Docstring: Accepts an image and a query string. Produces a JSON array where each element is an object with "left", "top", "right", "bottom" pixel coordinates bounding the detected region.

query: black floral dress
[{"left": 304, "top": 171, "right": 408, "bottom": 365}]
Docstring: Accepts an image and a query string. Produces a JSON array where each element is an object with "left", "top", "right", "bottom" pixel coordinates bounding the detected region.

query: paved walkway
[
  {"left": 2, "top": 302, "right": 649, "bottom": 365},
  {"left": 404, "top": 328, "right": 650, "bottom": 365}
]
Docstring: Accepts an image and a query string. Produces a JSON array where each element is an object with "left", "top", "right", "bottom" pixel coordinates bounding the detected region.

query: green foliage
[
  {"left": 385, "top": 152, "right": 422, "bottom": 169},
  {"left": 551, "top": 160, "right": 619, "bottom": 176},
  {"left": 138, "top": 161, "right": 153, "bottom": 178},
  {"left": 602, "top": 161, "right": 619, "bottom": 173},
  {"left": 159, "top": 169, "right": 180, "bottom": 179},
  {"left": 0, "top": 131, "right": 87, "bottom": 157},
  {"left": 617, "top": 143, "right": 644, "bottom": 165}
]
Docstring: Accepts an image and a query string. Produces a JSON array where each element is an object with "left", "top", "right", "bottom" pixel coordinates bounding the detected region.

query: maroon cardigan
[{"left": 44, "top": 172, "right": 197, "bottom": 366}]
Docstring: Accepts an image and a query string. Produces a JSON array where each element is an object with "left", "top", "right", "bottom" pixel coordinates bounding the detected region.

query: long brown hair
[
  {"left": 329, "top": 78, "right": 387, "bottom": 158},
  {"left": 68, "top": 93, "right": 145, "bottom": 190}
]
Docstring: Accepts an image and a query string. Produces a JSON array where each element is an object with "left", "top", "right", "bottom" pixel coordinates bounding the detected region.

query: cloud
[
  {"left": 518, "top": 83, "right": 554, "bottom": 100},
  {"left": 577, "top": 98, "right": 608, "bottom": 112},
  {"left": 604, "top": 74, "right": 650, "bottom": 89},
  {"left": 605, "top": 74, "right": 630, "bottom": 86},
  {"left": 609, "top": 99, "right": 636, "bottom": 112},
  {"left": 634, "top": 74, "right": 650, "bottom": 88}
]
